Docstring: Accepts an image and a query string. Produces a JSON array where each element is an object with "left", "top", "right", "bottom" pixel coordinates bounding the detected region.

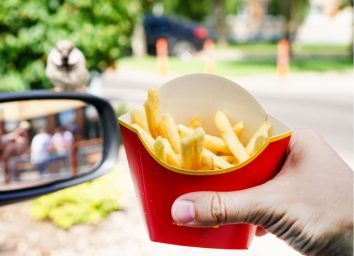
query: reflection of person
[
  {"left": 171, "top": 130, "right": 353, "bottom": 255},
  {"left": 30, "top": 128, "right": 51, "bottom": 175},
  {"left": 0, "top": 121, "right": 30, "bottom": 160},
  {"left": 50, "top": 127, "right": 73, "bottom": 169},
  {"left": 51, "top": 126, "right": 73, "bottom": 153}
]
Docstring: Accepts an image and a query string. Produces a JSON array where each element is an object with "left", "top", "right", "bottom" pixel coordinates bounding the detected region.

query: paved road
[
  {"left": 102, "top": 71, "right": 353, "bottom": 165},
  {"left": 256, "top": 95, "right": 352, "bottom": 164}
]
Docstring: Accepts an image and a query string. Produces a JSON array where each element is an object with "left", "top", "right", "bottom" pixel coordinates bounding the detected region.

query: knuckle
[{"left": 210, "top": 192, "right": 228, "bottom": 225}]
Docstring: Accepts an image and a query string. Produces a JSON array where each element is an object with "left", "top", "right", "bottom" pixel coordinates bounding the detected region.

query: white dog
[{"left": 46, "top": 40, "right": 89, "bottom": 92}]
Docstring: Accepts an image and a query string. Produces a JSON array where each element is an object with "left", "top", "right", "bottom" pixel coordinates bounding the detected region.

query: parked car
[{"left": 143, "top": 15, "right": 209, "bottom": 57}]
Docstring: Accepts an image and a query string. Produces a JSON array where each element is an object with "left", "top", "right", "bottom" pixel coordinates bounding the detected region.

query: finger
[{"left": 171, "top": 183, "right": 281, "bottom": 227}]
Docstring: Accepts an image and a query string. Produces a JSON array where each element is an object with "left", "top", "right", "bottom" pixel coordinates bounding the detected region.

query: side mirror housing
[{"left": 0, "top": 91, "right": 119, "bottom": 205}]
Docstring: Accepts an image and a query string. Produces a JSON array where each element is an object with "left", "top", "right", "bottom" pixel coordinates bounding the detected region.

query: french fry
[
  {"left": 181, "top": 127, "right": 205, "bottom": 169},
  {"left": 201, "top": 154, "right": 214, "bottom": 170},
  {"left": 144, "top": 88, "right": 161, "bottom": 138},
  {"left": 194, "top": 127, "right": 205, "bottom": 169},
  {"left": 161, "top": 113, "right": 181, "bottom": 154},
  {"left": 246, "top": 121, "right": 271, "bottom": 155},
  {"left": 215, "top": 111, "right": 249, "bottom": 162},
  {"left": 253, "top": 135, "right": 267, "bottom": 155},
  {"left": 154, "top": 136, "right": 167, "bottom": 162},
  {"left": 177, "top": 124, "right": 193, "bottom": 138},
  {"left": 160, "top": 137, "right": 182, "bottom": 168},
  {"left": 204, "top": 134, "right": 231, "bottom": 155},
  {"left": 131, "top": 106, "right": 150, "bottom": 133},
  {"left": 219, "top": 155, "right": 238, "bottom": 164},
  {"left": 189, "top": 115, "right": 202, "bottom": 128},
  {"left": 181, "top": 134, "right": 194, "bottom": 169},
  {"left": 131, "top": 123, "right": 155, "bottom": 152},
  {"left": 177, "top": 124, "right": 231, "bottom": 154},
  {"left": 203, "top": 149, "right": 233, "bottom": 169},
  {"left": 133, "top": 87, "right": 272, "bottom": 171},
  {"left": 233, "top": 121, "right": 244, "bottom": 136}
]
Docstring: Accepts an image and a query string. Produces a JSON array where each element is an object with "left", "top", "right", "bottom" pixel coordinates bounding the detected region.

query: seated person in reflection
[
  {"left": 50, "top": 127, "right": 73, "bottom": 169},
  {"left": 30, "top": 128, "right": 52, "bottom": 176},
  {"left": 0, "top": 121, "right": 30, "bottom": 160}
]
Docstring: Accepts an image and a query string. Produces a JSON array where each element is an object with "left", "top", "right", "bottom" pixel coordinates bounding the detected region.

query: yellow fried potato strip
[
  {"left": 144, "top": 88, "right": 161, "bottom": 138},
  {"left": 215, "top": 111, "right": 249, "bottom": 162},
  {"left": 160, "top": 113, "right": 181, "bottom": 154},
  {"left": 131, "top": 106, "right": 150, "bottom": 134},
  {"left": 201, "top": 154, "right": 214, "bottom": 170},
  {"left": 233, "top": 121, "right": 244, "bottom": 136},
  {"left": 189, "top": 115, "right": 202, "bottom": 129},
  {"left": 177, "top": 124, "right": 231, "bottom": 155},
  {"left": 246, "top": 121, "right": 271, "bottom": 155},
  {"left": 154, "top": 136, "right": 167, "bottom": 162},
  {"left": 181, "top": 127, "right": 205, "bottom": 169},
  {"left": 131, "top": 123, "right": 155, "bottom": 152},
  {"left": 203, "top": 149, "right": 234, "bottom": 169}
]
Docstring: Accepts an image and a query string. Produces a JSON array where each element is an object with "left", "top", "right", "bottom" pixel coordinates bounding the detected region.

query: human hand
[{"left": 171, "top": 130, "right": 353, "bottom": 256}]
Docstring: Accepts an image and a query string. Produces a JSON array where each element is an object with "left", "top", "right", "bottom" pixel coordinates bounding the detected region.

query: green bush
[
  {"left": 0, "top": 0, "right": 141, "bottom": 91},
  {"left": 115, "top": 102, "right": 131, "bottom": 118},
  {"left": 30, "top": 170, "right": 123, "bottom": 229}
]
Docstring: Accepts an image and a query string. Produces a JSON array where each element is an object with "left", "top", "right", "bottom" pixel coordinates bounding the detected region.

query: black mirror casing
[{"left": 0, "top": 91, "right": 119, "bottom": 205}]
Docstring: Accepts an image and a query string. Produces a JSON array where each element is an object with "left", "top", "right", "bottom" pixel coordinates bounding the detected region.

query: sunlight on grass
[
  {"left": 118, "top": 56, "right": 352, "bottom": 77},
  {"left": 219, "top": 43, "right": 277, "bottom": 54},
  {"left": 219, "top": 43, "right": 350, "bottom": 56}
]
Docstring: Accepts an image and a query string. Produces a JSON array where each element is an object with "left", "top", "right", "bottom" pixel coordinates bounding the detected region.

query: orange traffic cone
[
  {"left": 204, "top": 39, "right": 216, "bottom": 74},
  {"left": 156, "top": 38, "right": 169, "bottom": 75},
  {"left": 277, "top": 39, "right": 290, "bottom": 85}
]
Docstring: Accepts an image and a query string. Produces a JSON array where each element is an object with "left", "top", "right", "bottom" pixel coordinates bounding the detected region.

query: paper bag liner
[{"left": 118, "top": 73, "right": 292, "bottom": 249}]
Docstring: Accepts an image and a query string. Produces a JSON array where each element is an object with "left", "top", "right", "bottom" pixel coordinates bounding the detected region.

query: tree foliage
[
  {"left": 0, "top": 0, "right": 141, "bottom": 91},
  {"left": 267, "top": 0, "right": 309, "bottom": 41},
  {"left": 142, "top": 0, "right": 211, "bottom": 22}
]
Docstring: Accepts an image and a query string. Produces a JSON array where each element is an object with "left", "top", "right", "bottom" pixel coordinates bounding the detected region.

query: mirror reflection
[{"left": 0, "top": 99, "right": 103, "bottom": 190}]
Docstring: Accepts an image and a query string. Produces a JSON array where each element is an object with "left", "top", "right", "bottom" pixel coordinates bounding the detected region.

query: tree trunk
[
  {"left": 349, "top": 23, "right": 353, "bottom": 60},
  {"left": 284, "top": 0, "right": 294, "bottom": 57},
  {"left": 214, "top": 0, "right": 227, "bottom": 45},
  {"left": 131, "top": 21, "right": 147, "bottom": 57}
]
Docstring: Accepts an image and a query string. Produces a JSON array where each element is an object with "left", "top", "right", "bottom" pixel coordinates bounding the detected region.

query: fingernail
[{"left": 171, "top": 200, "right": 195, "bottom": 224}]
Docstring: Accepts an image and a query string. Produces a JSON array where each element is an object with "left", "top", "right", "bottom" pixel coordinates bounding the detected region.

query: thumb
[{"left": 171, "top": 183, "right": 281, "bottom": 227}]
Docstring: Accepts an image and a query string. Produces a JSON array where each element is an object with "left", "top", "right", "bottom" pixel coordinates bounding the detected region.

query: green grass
[
  {"left": 219, "top": 43, "right": 277, "bottom": 54},
  {"left": 293, "top": 44, "right": 350, "bottom": 55},
  {"left": 221, "top": 42, "right": 350, "bottom": 56},
  {"left": 118, "top": 56, "right": 352, "bottom": 76},
  {"left": 291, "top": 58, "right": 353, "bottom": 72}
]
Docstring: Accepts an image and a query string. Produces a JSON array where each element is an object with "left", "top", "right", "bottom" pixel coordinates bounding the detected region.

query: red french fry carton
[{"left": 118, "top": 74, "right": 292, "bottom": 249}]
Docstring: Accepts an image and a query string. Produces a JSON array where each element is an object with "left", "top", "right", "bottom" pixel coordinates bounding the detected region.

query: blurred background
[{"left": 0, "top": 0, "right": 352, "bottom": 255}]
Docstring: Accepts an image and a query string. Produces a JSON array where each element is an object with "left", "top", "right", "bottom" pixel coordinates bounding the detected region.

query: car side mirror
[{"left": 0, "top": 91, "right": 119, "bottom": 205}]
